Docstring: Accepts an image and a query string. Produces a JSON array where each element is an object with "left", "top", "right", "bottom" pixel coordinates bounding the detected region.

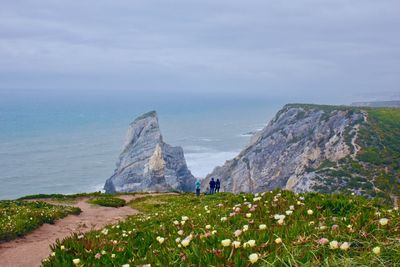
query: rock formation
[
  {"left": 104, "top": 111, "right": 195, "bottom": 193},
  {"left": 203, "top": 104, "right": 365, "bottom": 193}
]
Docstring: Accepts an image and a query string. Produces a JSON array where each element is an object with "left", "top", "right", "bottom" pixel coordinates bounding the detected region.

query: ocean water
[{"left": 0, "top": 92, "right": 282, "bottom": 199}]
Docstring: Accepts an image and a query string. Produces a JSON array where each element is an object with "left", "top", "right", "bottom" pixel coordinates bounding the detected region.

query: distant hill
[
  {"left": 351, "top": 100, "right": 400, "bottom": 108},
  {"left": 205, "top": 104, "right": 400, "bottom": 204}
]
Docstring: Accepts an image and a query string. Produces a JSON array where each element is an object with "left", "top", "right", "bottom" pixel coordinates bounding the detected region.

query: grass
[
  {"left": 0, "top": 200, "right": 81, "bottom": 242},
  {"left": 88, "top": 196, "right": 126, "bottom": 208},
  {"left": 42, "top": 191, "right": 399, "bottom": 266}
]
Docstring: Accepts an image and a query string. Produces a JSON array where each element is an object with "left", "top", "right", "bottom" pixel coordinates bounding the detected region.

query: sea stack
[{"left": 104, "top": 111, "right": 195, "bottom": 193}]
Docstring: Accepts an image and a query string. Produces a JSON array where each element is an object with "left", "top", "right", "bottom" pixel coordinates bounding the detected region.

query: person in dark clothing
[
  {"left": 209, "top": 178, "right": 216, "bottom": 194},
  {"left": 215, "top": 179, "right": 220, "bottom": 193},
  {"left": 195, "top": 179, "right": 201, "bottom": 197}
]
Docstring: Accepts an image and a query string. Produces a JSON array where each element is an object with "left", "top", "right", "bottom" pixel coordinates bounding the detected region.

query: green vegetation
[
  {"left": 42, "top": 191, "right": 399, "bottom": 266},
  {"left": 88, "top": 196, "right": 126, "bottom": 208},
  {"left": 0, "top": 200, "right": 81, "bottom": 242},
  {"left": 18, "top": 192, "right": 102, "bottom": 201}
]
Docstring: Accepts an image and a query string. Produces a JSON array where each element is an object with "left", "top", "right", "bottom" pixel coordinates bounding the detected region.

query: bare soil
[{"left": 0, "top": 194, "right": 162, "bottom": 267}]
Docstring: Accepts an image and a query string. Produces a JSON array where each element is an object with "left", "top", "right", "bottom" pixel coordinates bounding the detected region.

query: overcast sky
[{"left": 0, "top": 0, "right": 399, "bottom": 103}]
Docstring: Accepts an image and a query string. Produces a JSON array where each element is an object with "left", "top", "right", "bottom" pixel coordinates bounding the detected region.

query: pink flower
[
  {"left": 95, "top": 253, "right": 101, "bottom": 259},
  {"left": 318, "top": 238, "right": 329, "bottom": 245},
  {"left": 229, "top": 212, "right": 236, "bottom": 217},
  {"left": 331, "top": 224, "right": 339, "bottom": 230},
  {"left": 249, "top": 207, "right": 256, "bottom": 212}
]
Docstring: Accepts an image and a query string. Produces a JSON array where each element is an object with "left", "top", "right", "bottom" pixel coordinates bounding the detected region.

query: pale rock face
[
  {"left": 203, "top": 105, "right": 364, "bottom": 193},
  {"left": 104, "top": 111, "right": 195, "bottom": 193}
]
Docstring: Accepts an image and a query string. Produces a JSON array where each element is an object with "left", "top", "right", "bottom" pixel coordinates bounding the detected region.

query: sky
[{"left": 0, "top": 0, "right": 399, "bottom": 104}]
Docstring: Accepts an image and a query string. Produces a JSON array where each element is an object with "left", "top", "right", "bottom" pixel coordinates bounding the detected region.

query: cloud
[{"left": 0, "top": 0, "right": 399, "bottom": 102}]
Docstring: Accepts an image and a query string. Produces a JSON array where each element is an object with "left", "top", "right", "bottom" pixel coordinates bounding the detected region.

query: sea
[{"left": 0, "top": 91, "right": 283, "bottom": 200}]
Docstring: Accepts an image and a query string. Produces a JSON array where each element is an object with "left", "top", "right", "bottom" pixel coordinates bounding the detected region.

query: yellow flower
[
  {"left": 329, "top": 240, "right": 339, "bottom": 249},
  {"left": 221, "top": 239, "right": 232, "bottom": 247},
  {"left": 246, "top": 213, "right": 252, "bottom": 218},
  {"left": 181, "top": 239, "right": 190, "bottom": 247},
  {"left": 372, "top": 246, "right": 381, "bottom": 255},
  {"left": 156, "top": 236, "right": 165, "bottom": 244},
  {"left": 249, "top": 253, "right": 259, "bottom": 264},
  {"left": 275, "top": 237, "right": 282, "bottom": 244},
  {"left": 60, "top": 245, "right": 65, "bottom": 250}
]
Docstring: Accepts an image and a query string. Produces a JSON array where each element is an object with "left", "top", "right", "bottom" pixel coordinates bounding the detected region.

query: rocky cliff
[
  {"left": 104, "top": 111, "right": 195, "bottom": 193},
  {"left": 204, "top": 104, "right": 371, "bottom": 194}
]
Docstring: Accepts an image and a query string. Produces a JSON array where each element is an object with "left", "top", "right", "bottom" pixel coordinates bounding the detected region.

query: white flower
[
  {"left": 122, "top": 264, "right": 130, "bottom": 267},
  {"left": 329, "top": 240, "right": 339, "bottom": 250},
  {"left": 221, "top": 239, "right": 232, "bottom": 247},
  {"left": 173, "top": 220, "right": 179, "bottom": 225},
  {"left": 175, "top": 237, "right": 181, "bottom": 243},
  {"left": 249, "top": 253, "right": 259, "bottom": 264},
  {"left": 372, "top": 246, "right": 381, "bottom": 255},
  {"left": 221, "top": 217, "right": 227, "bottom": 222},
  {"left": 156, "top": 236, "right": 165, "bottom": 244},
  {"left": 275, "top": 237, "right": 282, "bottom": 244},
  {"left": 111, "top": 254, "right": 115, "bottom": 258},
  {"left": 379, "top": 218, "right": 389, "bottom": 226},
  {"left": 259, "top": 224, "right": 267, "bottom": 230},
  {"left": 289, "top": 205, "right": 295, "bottom": 210},
  {"left": 253, "top": 197, "right": 261, "bottom": 202},
  {"left": 242, "top": 225, "right": 249, "bottom": 232},
  {"left": 277, "top": 219, "right": 284, "bottom": 225},
  {"left": 232, "top": 241, "right": 241, "bottom": 248},
  {"left": 177, "top": 230, "right": 184, "bottom": 236},
  {"left": 180, "top": 220, "right": 186, "bottom": 225},
  {"left": 181, "top": 216, "right": 189, "bottom": 221},
  {"left": 205, "top": 225, "right": 211, "bottom": 229},
  {"left": 246, "top": 213, "right": 252, "bottom": 218},
  {"left": 307, "top": 209, "right": 313, "bottom": 215},
  {"left": 72, "top": 258, "right": 80, "bottom": 265},
  {"left": 211, "top": 230, "right": 217, "bottom": 235},
  {"left": 340, "top": 242, "right": 350, "bottom": 251},
  {"left": 285, "top": 210, "right": 293, "bottom": 215},
  {"left": 244, "top": 239, "right": 256, "bottom": 247},
  {"left": 181, "top": 239, "right": 190, "bottom": 247},
  {"left": 60, "top": 245, "right": 65, "bottom": 250},
  {"left": 234, "top": 229, "right": 242, "bottom": 237}
]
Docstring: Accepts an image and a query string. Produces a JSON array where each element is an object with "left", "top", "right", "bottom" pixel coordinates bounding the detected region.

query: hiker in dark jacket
[
  {"left": 215, "top": 179, "right": 221, "bottom": 193},
  {"left": 195, "top": 179, "right": 201, "bottom": 197},
  {"left": 209, "top": 178, "right": 216, "bottom": 194}
]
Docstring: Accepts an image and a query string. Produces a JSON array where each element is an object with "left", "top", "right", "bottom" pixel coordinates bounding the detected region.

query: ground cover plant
[
  {"left": 0, "top": 200, "right": 81, "bottom": 242},
  {"left": 42, "top": 191, "right": 399, "bottom": 266},
  {"left": 88, "top": 196, "right": 126, "bottom": 208}
]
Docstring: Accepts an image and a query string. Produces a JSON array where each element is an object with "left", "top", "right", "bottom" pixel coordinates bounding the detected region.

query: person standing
[
  {"left": 209, "top": 178, "right": 216, "bottom": 194},
  {"left": 195, "top": 179, "right": 201, "bottom": 197},
  {"left": 215, "top": 179, "right": 220, "bottom": 193}
]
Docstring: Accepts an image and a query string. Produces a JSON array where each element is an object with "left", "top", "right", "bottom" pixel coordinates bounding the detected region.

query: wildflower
[
  {"left": 122, "top": 264, "right": 130, "bottom": 267},
  {"left": 275, "top": 237, "right": 282, "bottom": 244},
  {"left": 249, "top": 253, "right": 259, "bottom": 264},
  {"left": 372, "top": 246, "right": 381, "bottom": 255},
  {"left": 156, "top": 236, "right": 165, "bottom": 244},
  {"left": 181, "top": 239, "right": 190, "bottom": 247},
  {"left": 72, "top": 258, "right": 80, "bottom": 265},
  {"left": 101, "top": 250, "right": 107, "bottom": 255},
  {"left": 173, "top": 220, "right": 179, "bottom": 225},
  {"left": 329, "top": 240, "right": 339, "bottom": 250},
  {"left": 205, "top": 225, "right": 211, "bottom": 229},
  {"left": 379, "top": 218, "right": 389, "bottom": 226},
  {"left": 221, "top": 217, "right": 227, "bottom": 222},
  {"left": 277, "top": 219, "right": 284, "bottom": 225},
  {"left": 243, "top": 225, "right": 249, "bottom": 232},
  {"left": 289, "top": 205, "right": 295, "bottom": 210},
  {"left": 307, "top": 209, "right": 313, "bottom": 215},
  {"left": 340, "top": 242, "right": 350, "bottom": 251},
  {"left": 178, "top": 230, "right": 184, "bottom": 236},
  {"left": 221, "top": 239, "right": 232, "bottom": 247},
  {"left": 211, "top": 230, "right": 217, "bottom": 235},
  {"left": 318, "top": 238, "right": 329, "bottom": 245},
  {"left": 232, "top": 241, "right": 241, "bottom": 248},
  {"left": 234, "top": 229, "right": 242, "bottom": 237},
  {"left": 95, "top": 253, "right": 101, "bottom": 259},
  {"left": 286, "top": 210, "right": 293, "bottom": 215},
  {"left": 175, "top": 237, "right": 181, "bottom": 243},
  {"left": 319, "top": 226, "right": 327, "bottom": 230},
  {"left": 111, "top": 254, "right": 115, "bottom": 258},
  {"left": 244, "top": 240, "right": 256, "bottom": 247},
  {"left": 331, "top": 224, "right": 339, "bottom": 230},
  {"left": 60, "top": 245, "right": 65, "bottom": 250},
  {"left": 259, "top": 224, "right": 267, "bottom": 230},
  {"left": 246, "top": 213, "right": 252, "bottom": 218},
  {"left": 181, "top": 216, "right": 189, "bottom": 221},
  {"left": 181, "top": 220, "right": 186, "bottom": 225},
  {"left": 274, "top": 214, "right": 285, "bottom": 220},
  {"left": 253, "top": 197, "right": 261, "bottom": 202}
]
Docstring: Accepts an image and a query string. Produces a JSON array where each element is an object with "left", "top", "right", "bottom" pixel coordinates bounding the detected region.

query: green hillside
[{"left": 41, "top": 191, "right": 399, "bottom": 266}]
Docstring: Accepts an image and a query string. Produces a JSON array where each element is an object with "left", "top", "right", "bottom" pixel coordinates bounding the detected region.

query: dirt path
[{"left": 0, "top": 194, "right": 162, "bottom": 267}]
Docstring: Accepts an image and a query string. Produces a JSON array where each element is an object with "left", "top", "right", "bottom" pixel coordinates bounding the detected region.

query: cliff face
[
  {"left": 104, "top": 111, "right": 195, "bottom": 193},
  {"left": 204, "top": 104, "right": 365, "bottom": 193}
]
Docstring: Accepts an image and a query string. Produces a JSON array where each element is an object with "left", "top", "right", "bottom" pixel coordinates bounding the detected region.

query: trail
[
  {"left": 350, "top": 111, "right": 367, "bottom": 160},
  {"left": 0, "top": 193, "right": 167, "bottom": 267}
]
